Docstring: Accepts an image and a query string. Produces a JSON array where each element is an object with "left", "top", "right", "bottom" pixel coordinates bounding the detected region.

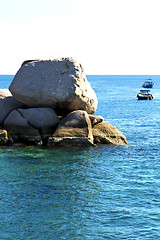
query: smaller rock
[
  {"left": 89, "top": 115, "right": 104, "bottom": 126},
  {"left": 0, "top": 97, "right": 24, "bottom": 126},
  {"left": 0, "top": 89, "right": 12, "bottom": 98},
  {"left": 0, "top": 129, "right": 8, "bottom": 145},
  {"left": 92, "top": 121, "right": 128, "bottom": 145},
  {"left": 48, "top": 110, "right": 94, "bottom": 146},
  {"left": 18, "top": 108, "right": 60, "bottom": 138},
  {"left": 4, "top": 110, "right": 41, "bottom": 143}
]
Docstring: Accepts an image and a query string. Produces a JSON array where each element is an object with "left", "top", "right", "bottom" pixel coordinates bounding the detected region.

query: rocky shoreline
[{"left": 0, "top": 57, "right": 127, "bottom": 147}]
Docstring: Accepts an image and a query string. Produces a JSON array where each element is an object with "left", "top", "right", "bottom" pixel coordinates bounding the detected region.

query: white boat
[{"left": 137, "top": 89, "right": 153, "bottom": 100}]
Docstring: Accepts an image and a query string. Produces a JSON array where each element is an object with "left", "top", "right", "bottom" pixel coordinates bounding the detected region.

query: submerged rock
[{"left": 9, "top": 57, "right": 98, "bottom": 115}]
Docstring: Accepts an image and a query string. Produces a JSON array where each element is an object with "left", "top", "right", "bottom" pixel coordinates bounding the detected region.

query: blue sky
[{"left": 0, "top": 0, "right": 160, "bottom": 74}]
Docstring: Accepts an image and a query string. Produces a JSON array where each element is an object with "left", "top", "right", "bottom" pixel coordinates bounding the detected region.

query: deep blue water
[{"left": 0, "top": 75, "right": 160, "bottom": 240}]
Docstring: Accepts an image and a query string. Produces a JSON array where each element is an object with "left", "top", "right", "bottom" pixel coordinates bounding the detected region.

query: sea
[{"left": 0, "top": 75, "right": 160, "bottom": 240}]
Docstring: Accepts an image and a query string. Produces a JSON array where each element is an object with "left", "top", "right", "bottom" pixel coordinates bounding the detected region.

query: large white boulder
[{"left": 9, "top": 57, "right": 98, "bottom": 115}]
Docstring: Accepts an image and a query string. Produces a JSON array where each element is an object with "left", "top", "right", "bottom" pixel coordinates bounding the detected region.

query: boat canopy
[{"left": 140, "top": 89, "right": 151, "bottom": 93}]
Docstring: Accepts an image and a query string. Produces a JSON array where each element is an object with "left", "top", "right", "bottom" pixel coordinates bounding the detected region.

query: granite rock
[
  {"left": 0, "top": 129, "right": 8, "bottom": 145},
  {"left": 92, "top": 121, "right": 128, "bottom": 145},
  {"left": 9, "top": 58, "right": 98, "bottom": 115},
  {"left": 48, "top": 110, "right": 94, "bottom": 146},
  {"left": 18, "top": 107, "right": 60, "bottom": 138},
  {"left": 89, "top": 115, "right": 104, "bottom": 126},
  {"left": 4, "top": 110, "right": 41, "bottom": 143}
]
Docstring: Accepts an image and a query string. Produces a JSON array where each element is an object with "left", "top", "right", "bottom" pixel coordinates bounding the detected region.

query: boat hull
[{"left": 137, "top": 94, "right": 153, "bottom": 100}]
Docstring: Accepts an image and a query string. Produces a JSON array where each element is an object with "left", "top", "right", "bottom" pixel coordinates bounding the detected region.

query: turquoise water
[{"left": 0, "top": 75, "right": 160, "bottom": 239}]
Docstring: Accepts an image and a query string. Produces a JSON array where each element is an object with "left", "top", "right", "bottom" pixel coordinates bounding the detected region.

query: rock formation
[{"left": 0, "top": 57, "right": 128, "bottom": 146}]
